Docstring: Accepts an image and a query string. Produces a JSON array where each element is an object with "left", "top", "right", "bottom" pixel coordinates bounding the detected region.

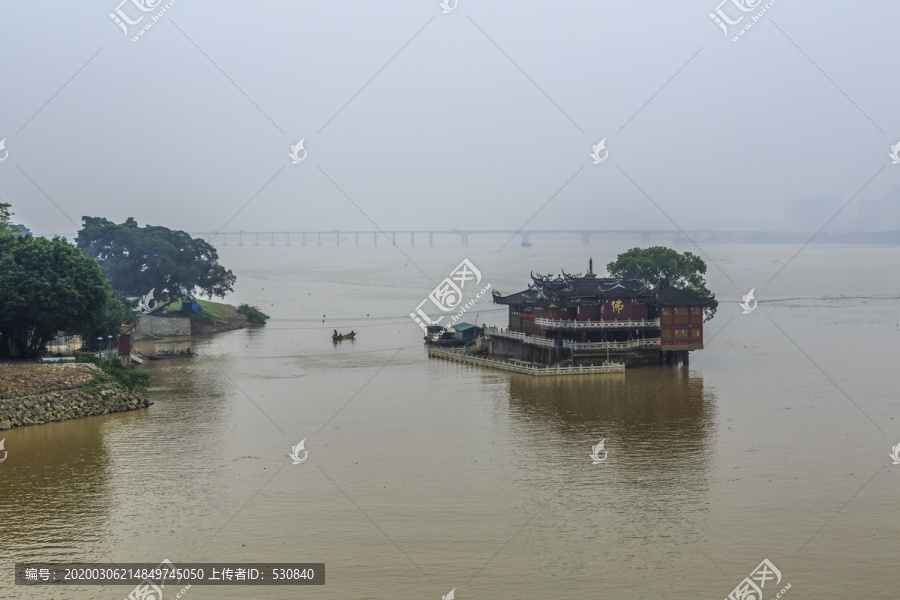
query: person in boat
[{"left": 348, "top": 330, "right": 355, "bottom": 336}]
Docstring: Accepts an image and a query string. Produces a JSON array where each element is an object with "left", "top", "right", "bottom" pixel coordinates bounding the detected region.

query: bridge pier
[
  {"left": 222, "top": 233, "right": 228, "bottom": 246},
  {"left": 285, "top": 233, "right": 291, "bottom": 246},
  {"left": 316, "top": 233, "right": 322, "bottom": 246},
  {"left": 461, "top": 233, "right": 468, "bottom": 246},
  {"left": 238, "top": 231, "right": 244, "bottom": 246},
  {"left": 254, "top": 233, "right": 260, "bottom": 246},
  {"left": 429, "top": 232, "right": 433, "bottom": 247},
  {"left": 410, "top": 232, "right": 415, "bottom": 247},
  {"left": 392, "top": 232, "right": 396, "bottom": 246},
  {"left": 355, "top": 232, "right": 359, "bottom": 247},
  {"left": 374, "top": 232, "right": 378, "bottom": 246},
  {"left": 582, "top": 232, "right": 590, "bottom": 245},
  {"left": 301, "top": 233, "right": 307, "bottom": 246},
  {"left": 641, "top": 232, "right": 650, "bottom": 245},
  {"left": 270, "top": 233, "right": 275, "bottom": 246},
  {"left": 521, "top": 232, "right": 532, "bottom": 248},
  {"left": 336, "top": 231, "right": 340, "bottom": 247}
]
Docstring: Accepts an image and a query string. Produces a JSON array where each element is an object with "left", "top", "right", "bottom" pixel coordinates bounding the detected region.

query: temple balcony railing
[
  {"left": 535, "top": 317, "right": 660, "bottom": 330},
  {"left": 562, "top": 338, "right": 661, "bottom": 351},
  {"left": 486, "top": 326, "right": 556, "bottom": 348}
]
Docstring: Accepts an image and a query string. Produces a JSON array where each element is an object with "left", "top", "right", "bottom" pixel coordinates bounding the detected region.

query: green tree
[
  {"left": 76, "top": 217, "right": 236, "bottom": 306},
  {"left": 0, "top": 201, "right": 14, "bottom": 232},
  {"left": 0, "top": 234, "right": 114, "bottom": 358},
  {"left": 1, "top": 201, "right": 33, "bottom": 236},
  {"left": 81, "top": 290, "right": 135, "bottom": 350},
  {"left": 607, "top": 246, "right": 717, "bottom": 321}
]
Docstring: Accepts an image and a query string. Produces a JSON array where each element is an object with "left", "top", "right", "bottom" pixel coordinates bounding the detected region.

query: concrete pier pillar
[
  {"left": 355, "top": 232, "right": 359, "bottom": 247},
  {"left": 374, "top": 232, "right": 378, "bottom": 246},
  {"left": 462, "top": 233, "right": 469, "bottom": 246},
  {"left": 682, "top": 350, "right": 689, "bottom": 366},
  {"left": 429, "top": 232, "right": 434, "bottom": 247},
  {"left": 521, "top": 232, "right": 531, "bottom": 247},
  {"left": 286, "top": 233, "right": 291, "bottom": 246},
  {"left": 411, "top": 232, "right": 415, "bottom": 247},
  {"left": 239, "top": 231, "right": 244, "bottom": 246},
  {"left": 392, "top": 232, "right": 397, "bottom": 246},
  {"left": 254, "top": 233, "right": 260, "bottom": 246},
  {"left": 336, "top": 231, "right": 340, "bottom": 247},
  {"left": 222, "top": 233, "right": 228, "bottom": 246},
  {"left": 301, "top": 233, "right": 307, "bottom": 246},
  {"left": 582, "top": 232, "right": 590, "bottom": 245},
  {"left": 270, "top": 233, "right": 275, "bottom": 246},
  {"left": 317, "top": 233, "right": 322, "bottom": 246}
]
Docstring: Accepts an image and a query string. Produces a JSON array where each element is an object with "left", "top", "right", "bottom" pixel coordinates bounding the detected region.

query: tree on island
[
  {"left": 606, "top": 246, "right": 717, "bottom": 321},
  {"left": 0, "top": 231, "right": 118, "bottom": 358},
  {"left": 76, "top": 217, "right": 236, "bottom": 308}
]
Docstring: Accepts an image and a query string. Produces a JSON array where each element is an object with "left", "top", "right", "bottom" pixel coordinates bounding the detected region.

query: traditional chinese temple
[{"left": 489, "top": 259, "right": 715, "bottom": 367}]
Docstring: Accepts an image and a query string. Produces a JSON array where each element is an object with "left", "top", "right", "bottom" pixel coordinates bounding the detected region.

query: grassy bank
[{"left": 155, "top": 298, "right": 269, "bottom": 334}]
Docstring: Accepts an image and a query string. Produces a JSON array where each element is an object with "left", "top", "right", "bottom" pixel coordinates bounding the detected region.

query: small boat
[
  {"left": 332, "top": 331, "right": 356, "bottom": 342},
  {"left": 144, "top": 339, "right": 194, "bottom": 360},
  {"left": 146, "top": 348, "right": 194, "bottom": 360},
  {"left": 423, "top": 324, "right": 468, "bottom": 347}
]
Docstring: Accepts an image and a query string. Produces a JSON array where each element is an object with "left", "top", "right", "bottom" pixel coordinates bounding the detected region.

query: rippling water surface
[{"left": 1, "top": 242, "right": 897, "bottom": 599}]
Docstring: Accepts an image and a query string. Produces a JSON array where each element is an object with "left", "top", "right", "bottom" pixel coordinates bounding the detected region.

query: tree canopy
[
  {"left": 76, "top": 217, "right": 236, "bottom": 307},
  {"left": 607, "top": 246, "right": 717, "bottom": 320},
  {"left": 0, "top": 233, "right": 115, "bottom": 358}
]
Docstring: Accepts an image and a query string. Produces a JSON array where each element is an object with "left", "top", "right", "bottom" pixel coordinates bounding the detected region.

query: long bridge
[
  {"left": 186, "top": 229, "right": 685, "bottom": 247},
  {"left": 33, "top": 229, "right": 899, "bottom": 247}
]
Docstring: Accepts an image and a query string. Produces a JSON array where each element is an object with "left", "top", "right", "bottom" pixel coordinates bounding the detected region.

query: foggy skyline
[{"left": 1, "top": 1, "right": 899, "bottom": 235}]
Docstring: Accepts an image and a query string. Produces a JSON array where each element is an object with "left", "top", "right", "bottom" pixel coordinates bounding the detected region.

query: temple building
[{"left": 489, "top": 259, "right": 714, "bottom": 367}]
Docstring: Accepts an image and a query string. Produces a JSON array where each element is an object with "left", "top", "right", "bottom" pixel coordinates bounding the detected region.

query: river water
[{"left": 1, "top": 240, "right": 898, "bottom": 599}]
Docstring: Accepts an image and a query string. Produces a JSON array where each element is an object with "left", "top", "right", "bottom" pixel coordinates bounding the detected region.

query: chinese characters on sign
[{"left": 610, "top": 300, "right": 624, "bottom": 314}]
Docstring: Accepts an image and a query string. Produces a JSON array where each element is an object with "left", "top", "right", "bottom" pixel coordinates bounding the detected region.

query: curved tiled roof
[{"left": 493, "top": 265, "right": 713, "bottom": 308}]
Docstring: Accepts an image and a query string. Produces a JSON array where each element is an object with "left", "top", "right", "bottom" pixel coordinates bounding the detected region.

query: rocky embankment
[{"left": 0, "top": 362, "right": 151, "bottom": 431}]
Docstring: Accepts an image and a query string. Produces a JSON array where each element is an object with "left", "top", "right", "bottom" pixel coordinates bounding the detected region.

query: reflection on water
[
  {"left": 0, "top": 417, "right": 115, "bottom": 562},
  {"left": 500, "top": 365, "right": 716, "bottom": 542}
]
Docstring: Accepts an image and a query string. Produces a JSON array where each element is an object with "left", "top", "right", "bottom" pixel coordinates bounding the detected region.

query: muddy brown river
[{"left": 1, "top": 241, "right": 897, "bottom": 599}]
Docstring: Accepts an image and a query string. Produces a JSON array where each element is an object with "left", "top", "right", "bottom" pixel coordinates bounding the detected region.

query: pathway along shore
[{"left": 0, "top": 362, "right": 150, "bottom": 431}]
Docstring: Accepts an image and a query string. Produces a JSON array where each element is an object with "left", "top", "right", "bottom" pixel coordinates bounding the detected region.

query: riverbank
[
  {"left": 155, "top": 298, "right": 260, "bottom": 336},
  {"left": 0, "top": 362, "right": 151, "bottom": 430}
]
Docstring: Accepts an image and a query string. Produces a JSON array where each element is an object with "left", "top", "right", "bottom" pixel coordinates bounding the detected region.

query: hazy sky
[{"left": 1, "top": 0, "right": 898, "bottom": 235}]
